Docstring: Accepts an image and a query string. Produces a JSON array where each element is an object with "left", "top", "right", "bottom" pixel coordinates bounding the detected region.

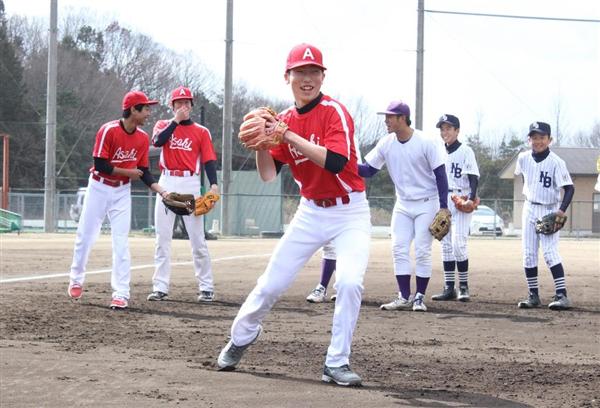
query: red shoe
[
  {"left": 68, "top": 283, "right": 83, "bottom": 300},
  {"left": 110, "top": 297, "right": 128, "bottom": 310}
]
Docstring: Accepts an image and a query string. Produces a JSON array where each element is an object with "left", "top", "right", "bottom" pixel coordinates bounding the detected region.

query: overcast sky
[{"left": 5, "top": 0, "right": 600, "bottom": 143}]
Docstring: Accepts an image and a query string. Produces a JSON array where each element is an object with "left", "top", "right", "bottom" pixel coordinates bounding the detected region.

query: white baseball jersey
[
  {"left": 365, "top": 130, "right": 444, "bottom": 280},
  {"left": 446, "top": 143, "right": 479, "bottom": 192},
  {"left": 365, "top": 130, "right": 445, "bottom": 201},
  {"left": 516, "top": 150, "right": 572, "bottom": 269},
  {"left": 442, "top": 143, "right": 480, "bottom": 263},
  {"left": 515, "top": 151, "right": 572, "bottom": 204}
]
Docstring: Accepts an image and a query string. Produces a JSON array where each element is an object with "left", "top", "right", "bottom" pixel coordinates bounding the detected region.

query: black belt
[{"left": 529, "top": 201, "right": 548, "bottom": 205}]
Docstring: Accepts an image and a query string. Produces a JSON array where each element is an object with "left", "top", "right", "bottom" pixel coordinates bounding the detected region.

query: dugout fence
[{"left": 4, "top": 190, "right": 598, "bottom": 238}]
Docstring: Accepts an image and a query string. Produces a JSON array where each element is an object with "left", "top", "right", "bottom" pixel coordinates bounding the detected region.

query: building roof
[{"left": 499, "top": 147, "right": 600, "bottom": 179}]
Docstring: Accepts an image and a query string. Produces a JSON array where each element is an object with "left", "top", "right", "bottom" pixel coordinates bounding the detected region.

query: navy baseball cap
[
  {"left": 528, "top": 121, "right": 551, "bottom": 136},
  {"left": 377, "top": 101, "right": 410, "bottom": 116},
  {"left": 436, "top": 114, "right": 460, "bottom": 129}
]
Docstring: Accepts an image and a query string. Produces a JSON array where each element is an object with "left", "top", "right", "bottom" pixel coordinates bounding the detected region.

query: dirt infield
[{"left": 1, "top": 233, "right": 599, "bottom": 407}]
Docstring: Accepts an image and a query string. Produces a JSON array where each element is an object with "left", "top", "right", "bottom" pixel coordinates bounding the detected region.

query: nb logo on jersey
[
  {"left": 539, "top": 171, "right": 552, "bottom": 188},
  {"left": 451, "top": 162, "right": 462, "bottom": 178}
]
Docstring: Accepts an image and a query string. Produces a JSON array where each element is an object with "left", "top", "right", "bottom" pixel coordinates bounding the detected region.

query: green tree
[{"left": 0, "top": 0, "right": 45, "bottom": 188}]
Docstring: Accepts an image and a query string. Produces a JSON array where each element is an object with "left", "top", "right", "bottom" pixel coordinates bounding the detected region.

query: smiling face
[
  {"left": 529, "top": 132, "right": 552, "bottom": 153},
  {"left": 131, "top": 105, "right": 152, "bottom": 126},
  {"left": 285, "top": 65, "right": 325, "bottom": 108},
  {"left": 439, "top": 123, "right": 459, "bottom": 145}
]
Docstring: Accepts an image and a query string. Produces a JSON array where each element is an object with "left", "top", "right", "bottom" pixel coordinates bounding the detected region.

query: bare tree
[{"left": 571, "top": 120, "right": 600, "bottom": 148}]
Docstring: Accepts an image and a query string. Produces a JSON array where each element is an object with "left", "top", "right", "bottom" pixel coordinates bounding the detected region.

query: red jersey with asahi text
[
  {"left": 91, "top": 120, "right": 150, "bottom": 183},
  {"left": 270, "top": 94, "right": 365, "bottom": 199},
  {"left": 152, "top": 120, "right": 217, "bottom": 173}
]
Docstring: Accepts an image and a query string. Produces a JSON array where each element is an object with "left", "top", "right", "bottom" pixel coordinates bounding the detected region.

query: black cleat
[
  {"left": 431, "top": 286, "right": 457, "bottom": 301},
  {"left": 518, "top": 292, "right": 541, "bottom": 308}
]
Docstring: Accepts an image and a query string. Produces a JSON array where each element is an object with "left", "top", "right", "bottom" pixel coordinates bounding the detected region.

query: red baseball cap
[
  {"left": 285, "top": 43, "right": 326, "bottom": 71},
  {"left": 171, "top": 86, "right": 194, "bottom": 104},
  {"left": 122, "top": 91, "right": 158, "bottom": 110}
]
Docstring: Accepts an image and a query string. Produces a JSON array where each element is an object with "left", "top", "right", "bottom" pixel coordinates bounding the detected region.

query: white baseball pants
[
  {"left": 391, "top": 197, "right": 439, "bottom": 278},
  {"left": 441, "top": 193, "right": 472, "bottom": 262},
  {"left": 152, "top": 174, "right": 213, "bottom": 293},
  {"left": 522, "top": 201, "right": 562, "bottom": 268},
  {"left": 69, "top": 176, "right": 132, "bottom": 299},
  {"left": 230, "top": 191, "right": 371, "bottom": 367}
]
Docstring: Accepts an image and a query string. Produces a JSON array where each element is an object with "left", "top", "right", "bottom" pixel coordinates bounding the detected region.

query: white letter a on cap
[
  {"left": 302, "top": 47, "right": 315, "bottom": 61},
  {"left": 179, "top": 88, "right": 187, "bottom": 95}
]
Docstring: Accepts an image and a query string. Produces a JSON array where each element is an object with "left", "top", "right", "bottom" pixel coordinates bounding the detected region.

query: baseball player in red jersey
[
  {"left": 67, "top": 91, "right": 169, "bottom": 310},
  {"left": 147, "top": 86, "right": 219, "bottom": 303},
  {"left": 218, "top": 43, "right": 371, "bottom": 386}
]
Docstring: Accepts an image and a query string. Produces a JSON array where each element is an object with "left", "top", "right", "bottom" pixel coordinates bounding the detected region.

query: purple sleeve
[
  {"left": 433, "top": 164, "right": 448, "bottom": 209},
  {"left": 559, "top": 184, "right": 574, "bottom": 212},
  {"left": 358, "top": 162, "right": 379, "bottom": 178}
]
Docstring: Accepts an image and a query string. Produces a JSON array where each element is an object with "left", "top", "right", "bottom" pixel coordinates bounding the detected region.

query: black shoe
[
  {"left": 457, "top": 285, "right": 470, "bottom": 302},
  {"left": 147, "top": 291, "right": 168, "bottom": 301},
  {"left": 431, "top": 286, "right": 457, "bottom": 301},
  {"left": 518, "top": 292, "right": 541, "bottom": 308}
]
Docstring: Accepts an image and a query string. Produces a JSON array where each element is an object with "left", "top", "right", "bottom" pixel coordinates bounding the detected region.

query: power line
[{"left": 424, "top": 9, "right": 600, "bottom": 23}]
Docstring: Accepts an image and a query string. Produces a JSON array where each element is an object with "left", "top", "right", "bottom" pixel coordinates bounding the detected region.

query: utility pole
[
  {"left": 220, "top": 0, "right": 233, "bottom": 235},
  {"left": 415, "top": 0, "right": 424, "bottom": 130},
  {"left": 43, "top": 0, "right": 58, "bottom": 232}
]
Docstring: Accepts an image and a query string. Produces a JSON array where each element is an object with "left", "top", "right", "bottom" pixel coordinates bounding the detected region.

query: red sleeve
[
  {"left": 152, "top": 120, "right": 169, "bottom": 143},
  {"left": 323, "top": 106, "right": 354, "bottom": 159},
  {"left": 199, "top": 128, "right": 217, "bottom": 163},
  {"left": 92, "top": 123, "right": 111, "bottom": 159}
]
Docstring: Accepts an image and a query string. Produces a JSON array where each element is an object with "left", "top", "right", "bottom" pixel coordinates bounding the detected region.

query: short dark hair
[{"left": 122, "top": 104, "right": 145, "bottom": 118}]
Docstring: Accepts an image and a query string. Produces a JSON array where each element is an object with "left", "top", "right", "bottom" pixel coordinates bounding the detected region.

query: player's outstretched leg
[
  {"left": 322, "top": 364, "right": 362, "bottom": 386},
  {"left": 217, "top": 326, "right": 263, "bottom": 371}
]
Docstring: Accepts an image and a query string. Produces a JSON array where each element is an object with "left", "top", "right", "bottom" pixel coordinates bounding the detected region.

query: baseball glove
[
  {"left": 238, "top": 107, "right": 288, "bottom": 151},
  {"left": 429, "top": 208, "right": 452, "bottom": 241},
  {"left": 195, "top": 191, "right": 220, "bottom": 216},
  {"left": 451, "top": 195, "right": 481, "bottom": 213},
  {"left": 535, "top": 212, "right": 567, "bottom": 235},
  {"left": 163, "top": 192, "right": 195, "bottom": 216}
]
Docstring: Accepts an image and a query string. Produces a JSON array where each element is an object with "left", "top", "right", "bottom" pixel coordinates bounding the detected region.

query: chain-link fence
[{"left": 5, "top": 190, "right": 599, "bottom": 238}]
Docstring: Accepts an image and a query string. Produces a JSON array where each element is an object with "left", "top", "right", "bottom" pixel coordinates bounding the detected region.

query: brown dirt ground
[{"left": 0, "top": 233, "right": 599, "bottom": 408}]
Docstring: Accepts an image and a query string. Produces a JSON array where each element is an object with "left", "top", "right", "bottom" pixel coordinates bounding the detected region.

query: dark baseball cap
[
  {"left": 377, "top": 100, "right": 410, "bottom": 116},
  {"left": 436, "top": 114, "right": 460, "bottom": 129},
  {"left": 528, "top": 121, "right": 551, "bottom": 136}
]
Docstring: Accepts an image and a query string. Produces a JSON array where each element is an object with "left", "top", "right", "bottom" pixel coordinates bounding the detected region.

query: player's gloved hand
[
  {"left": 451, "top": 195, "right": 480, "bottom": 213},
  {"left": 238, "top": 107, "right": 288, "bottom": 151},
  {"left": 163, "top": 192, "right": 195, "bottom": 216},
  {"left": 429, "top": 208, "right": 452, "bottom": 241},
  {"left": 195, "top": 191, "right": 220, "bottom": 216},
  {"left": 535, "top": 211, "right": 567, "bottom": 235}
]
